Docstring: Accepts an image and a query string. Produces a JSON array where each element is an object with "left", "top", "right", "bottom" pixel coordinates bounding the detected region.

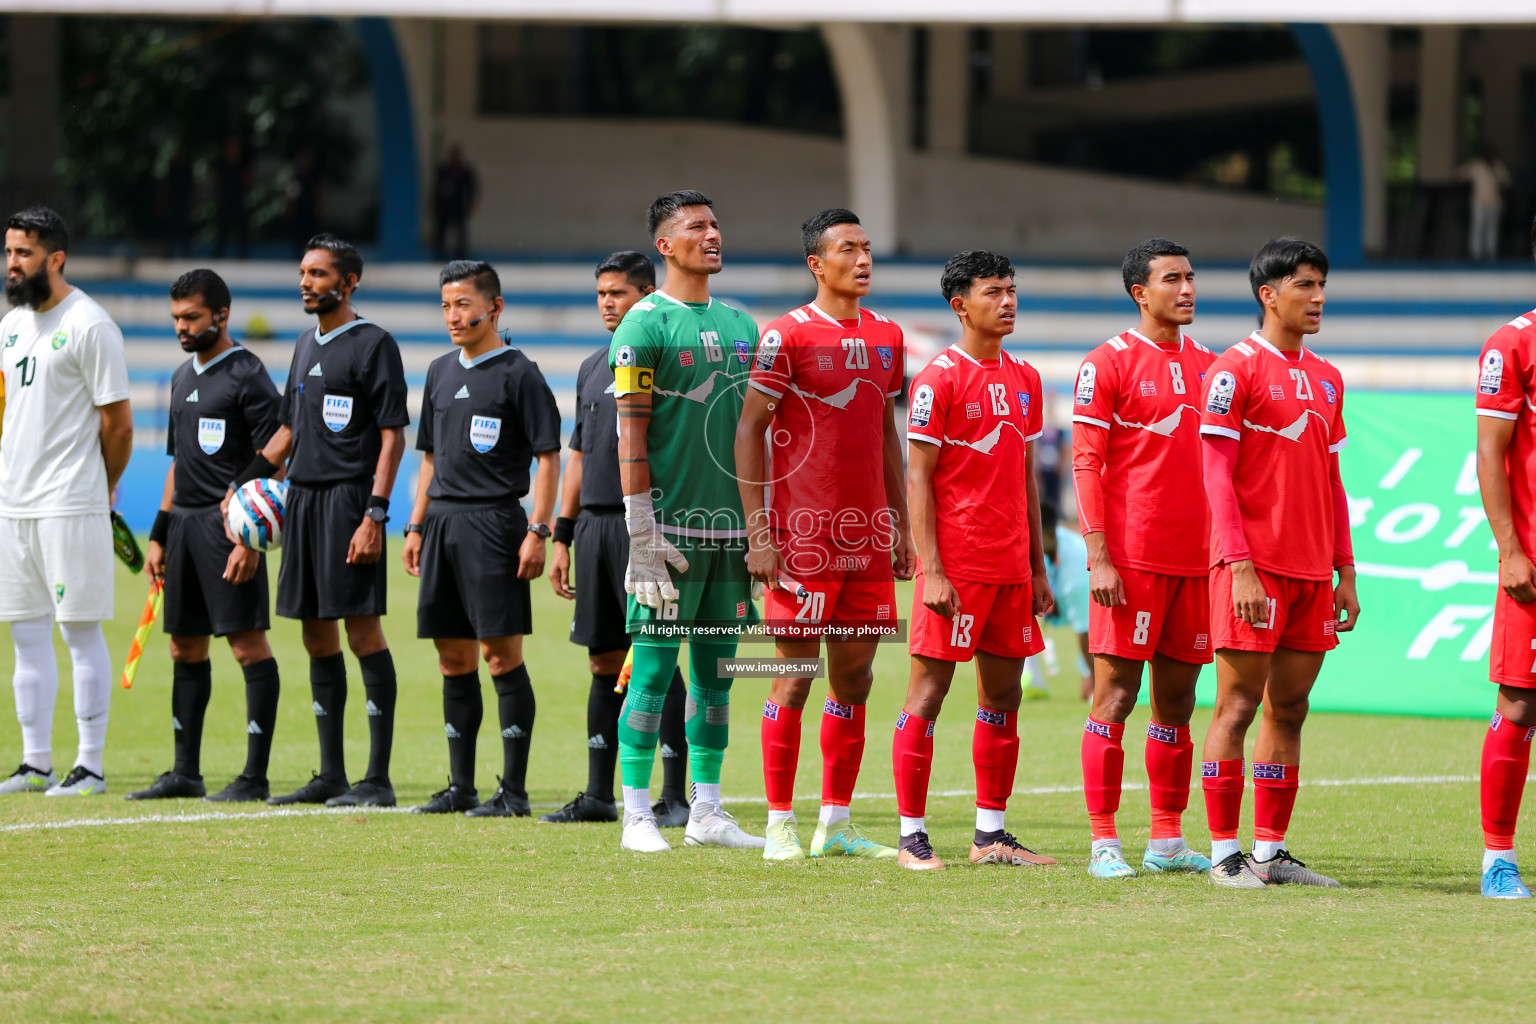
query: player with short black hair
[
  {"left": 403, "top": 260, "right": 561, "bottom": 817},
  {"left": 541, "top": 251, "right": 693, "bottom": 826},
  {"left": 130, "top": 270, "right": 283, "bottom": 803},
  {"left": 241, "top": 232, "right": 409, "bottom": 808},
  {"left": 0, "top": 206, "right": 133, "bottom": 797},
  {"left": 1197, "top": 237, "right": 1357, "bottom": 888},
  {"left": 738, "top": 208, "right": 912, "bottom": 861},
  {"left": 893, "top": 250, "right": 1057, "bottom": 870},
  {"left": 1072, "top": 238, "right": 1215, "bottom": 879}
]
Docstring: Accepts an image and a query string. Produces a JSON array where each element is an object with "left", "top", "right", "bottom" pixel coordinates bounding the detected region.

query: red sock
[
  {"left": 1145, "top": 722, "right": 1193, "bottom": 840},
  {"left": 1202, "top": 758, "right": 1244, "bottom": 841},
  {"left": 973, "top": 707, "right": 1019, "bottom": 811},
  {"left": 760, "top": 700, "right": 802, "bottom": 811},
  {"left": 892, "top": 710, "right": 935, "bottom": 818},
  {"left": 1251, "top": 762, "right": 1299, "bottom": 843},
  {"left": 1080, "top": 717, "right": 1124, "bottom": 840},
  {"left": 820, "top": 697, "right": 865, "bottom": 807},
  {"left": 1481, "top": 712, "right": 1534, "bottom": 850}
]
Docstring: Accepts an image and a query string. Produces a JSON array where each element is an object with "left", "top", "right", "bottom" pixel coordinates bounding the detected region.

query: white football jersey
[{"left": 0, "top": 287, "right": 130, "bottom": 517}]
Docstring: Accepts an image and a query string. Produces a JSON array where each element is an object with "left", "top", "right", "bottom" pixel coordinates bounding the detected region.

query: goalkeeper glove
[{"left": 624, "top": 493, "right": 689, "bottom": 609}]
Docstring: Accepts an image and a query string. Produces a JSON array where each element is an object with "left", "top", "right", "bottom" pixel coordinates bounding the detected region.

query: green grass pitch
[{"left": 0, "top": 556, "right": 1527, "bottom": 1022}]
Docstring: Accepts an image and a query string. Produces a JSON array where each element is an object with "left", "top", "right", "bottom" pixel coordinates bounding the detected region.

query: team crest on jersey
[
  {"left": 1321, "top": 380, "right": 1337, "bottom": 404},
  {"left": 615, "top": 345, "right": 636, "bottom": 367},
  {"left": 733, "top": 339, "right": 750, "bottom": 364},
  {"left": 197, "top": 417, "right": 226, "bottom": 454},
  {"left": 1480, "top": 349, "right": 1504, "bottom": 395},
  {"left": 54, "top": 584, "right": 65, "bottom": 603},
  {"left": 1206, "top": 371, "right": 1236, "bottom": 414},
  {"left": 50, "top": 331, "right": 67, "bottom": 351},
  {"left": 755, "top": 331, "right": 782, "bottom": 371},
  {"left": 876, "top": 346, "right": 893, "bottom": 370},
  {"left": 909, "top": 384, "right": 934, "bottom": 427},
  {"left": 1017, "top": 391, "right": 1031, "bottom": 418},
  {"left": 322, "top": 395, "right": 353, "bottom": 432},
  {"left": 1075, "top": 362, "right": 1096, "bottom": 405},
  {"left": 470, "top": 415, "right": 501, "bottom": 453}
]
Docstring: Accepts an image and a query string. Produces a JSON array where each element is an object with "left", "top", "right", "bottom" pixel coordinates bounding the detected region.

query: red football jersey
[
  {"left": 1475, "top": 308, "right": 1536, "bottom": 554},
  {"left": 1072, "top": 330, "right": 1217, "bottom": 576},
  {"left": 1199, "top": 332, "right": 1347, "bottom": 582},
  {"left": 749, "top": 303, "right": 904, "bottom": 543},
  {"left": 907, "top": 345, "right": 1044, "bottom": 584}
]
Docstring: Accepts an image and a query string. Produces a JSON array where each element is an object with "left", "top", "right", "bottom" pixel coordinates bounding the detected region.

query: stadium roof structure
[{"left": 1, "top": 0, "right": 1532, "bottom": 22}]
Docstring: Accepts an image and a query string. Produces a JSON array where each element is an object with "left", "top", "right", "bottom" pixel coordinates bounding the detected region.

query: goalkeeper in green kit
[{"left": 610, "top": 191, "right": 764, "bottom": 853}]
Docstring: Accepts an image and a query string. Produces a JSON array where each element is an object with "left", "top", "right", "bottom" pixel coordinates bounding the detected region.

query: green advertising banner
[{"left": 1187, "top": 390, "right": 1495, "bottom": 718}]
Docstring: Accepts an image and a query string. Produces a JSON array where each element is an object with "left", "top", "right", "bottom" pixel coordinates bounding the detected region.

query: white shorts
[{"left": 0, "top": 514, "right": 114, "bottom": 622}]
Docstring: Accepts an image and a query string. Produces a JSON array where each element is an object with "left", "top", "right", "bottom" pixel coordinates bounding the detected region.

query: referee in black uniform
[
  {"left": 540, "top": 251, "right": 690, "bottom": 826},
  {"left": 132, "top": 269, "right": 282, "bottom": 803},
  {"left": 403, "top": 260, "right": 561, "bottom": 816},
  {"left": 236, "top": 234, "right": 409, "bottom": 808}
]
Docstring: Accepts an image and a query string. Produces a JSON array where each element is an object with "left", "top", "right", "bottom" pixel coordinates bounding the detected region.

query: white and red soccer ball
[{"left": 227, "top": 478, "right": 288, "bottom": 551}]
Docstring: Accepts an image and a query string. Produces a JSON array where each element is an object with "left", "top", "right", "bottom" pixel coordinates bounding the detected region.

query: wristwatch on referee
[
  {"left": 403, "top": 523, "right": 423, "bottom": 537},
  {"left": 527, "top": 522, "right": 552, "bottom": 539},
  {"left": 365, "top": 496, "right": 389, "bottom": 525}
]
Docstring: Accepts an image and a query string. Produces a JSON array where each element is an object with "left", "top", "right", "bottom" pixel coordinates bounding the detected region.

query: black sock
[
  {"left": 310, "top": 652, "right": 348, "bottom": 781},
  {"left": 443, "top": 671, "right": 482, "bottom": 791},
  {"left": 492, "top": 664, "right": 535, "bottom": 799},
  {"left": 585, "top": 673, "right": 622, "bottom": 803},
  {"left": 171, "top": 659, "right": 212, "bottom": 779},
  {"left": 358, "top": 649, "right": 397, "bottom": 782},
  {"left": 241, "top": 657, "right": 280, "bottom": 780},
  {"left": 659, "top": 667, "right": 689, "bottom": 803}
]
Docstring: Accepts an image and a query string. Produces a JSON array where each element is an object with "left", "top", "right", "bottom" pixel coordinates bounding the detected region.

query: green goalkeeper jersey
[{"left": 609, "top": 290, "right": 757, "bottom": 537}]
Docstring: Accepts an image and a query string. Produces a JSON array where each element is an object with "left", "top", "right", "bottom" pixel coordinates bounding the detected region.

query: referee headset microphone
[{"left": 466, "top": 297, "right": 504, "bottom": 329}]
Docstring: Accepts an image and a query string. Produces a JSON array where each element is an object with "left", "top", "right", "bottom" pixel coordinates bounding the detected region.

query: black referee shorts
[
  {"left": 417, "top": 501, "right": 533, "bottom": 640},
  {"left": 569, "top": 510, "right": 630, "bottom": 653},
  {"left": 276, "top": 480, "right": 388, "bottom": 621},
  {"left": 162, "top": 504, "right": 270, "bottom": 637}
]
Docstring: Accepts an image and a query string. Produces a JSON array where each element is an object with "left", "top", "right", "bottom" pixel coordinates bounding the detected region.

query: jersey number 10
[{"left": 13, "top": 356, "right": 36, "bottom": 387}]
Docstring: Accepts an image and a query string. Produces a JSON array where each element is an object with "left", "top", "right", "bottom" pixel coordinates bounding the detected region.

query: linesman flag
[{"left": 120, "top": 579, "right": 163, "bottom": 689}]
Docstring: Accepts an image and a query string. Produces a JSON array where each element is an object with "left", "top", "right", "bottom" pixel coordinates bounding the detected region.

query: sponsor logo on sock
[
  {"left": 977, "top": 707, "right": 1007, "bottom": 726},
  {"left": 1252, "top": 762, "right": 1287, "bottom": 780},
  {"left": 247, "top": 721, "right": 263, "bottom": 735},
  {"left": 587, "top": 734, "right": 608, "bottom": 750},
  {"left": 896, "top": 710, "right": 909, "bottom": 731},
  {"left": 660, "top": 743, "right": 678, "bottom": 758},
  {"left": 311, "top": 701, "right": 326, "bottom": 717},
  {"left": 1492, "top": 712, "right": 1505, "bottom": 729},
  {"left": 1084, "top": 718, "right": 1113, "bottom": 739},
  {"left": 823, "top": 697, "right": 853, "bottom": 719},
  {"left": 1527, "top": 727, "right": 1536, "bottom": 743},
  {"left": 173, "top": 716, "right": 183, "bottom": 731},
  {"left": 1201, "top": 761, "right": 1219, "bottom": 777},
  {"left": 762, "top": 700, "right": 780, "bottom": 720},
  {"left": 1147, "top": 722, "right": 1178, "bottom": 744},
  {"left": 366, "top": 700, "right": 382, "bottom": 717},
  {"left": 502, "top": 725, "right": 527, "bottom": 739},
  {"left": 444, "top": 723, "right": 461, "bottom": 739}
]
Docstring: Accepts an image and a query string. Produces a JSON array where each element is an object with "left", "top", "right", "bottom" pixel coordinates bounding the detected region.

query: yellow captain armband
[{"left": 614, "top": 366, "right": 654, "bottom": 395}]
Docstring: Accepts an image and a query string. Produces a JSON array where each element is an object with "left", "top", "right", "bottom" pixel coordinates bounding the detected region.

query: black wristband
[
  {"left": 367, "top": 495, "right": 390, "bottom": 513},
  {"left": 553, "top": 516, "right": 576, "bottom": 546},
  {"left": 233, "top": 453, "right": 279, "bottom": 489},
  {"left": 149, "top": 510, "right": 171, "bottom": 546}
]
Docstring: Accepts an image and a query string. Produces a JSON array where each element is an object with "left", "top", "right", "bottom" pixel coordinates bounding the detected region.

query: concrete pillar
[
  {"left": 8, "top": 15, "right": 60, "bottom": 211},
  {"left": 1332, "top": 25, "right": 1391, "bottom": 257},
  {"left": 388, "top": 18, "right": 441, "bottom": 248},
  {"left": 926, "top": 27, "right": 968, "bottom": 155},
  {"left": 822, "top": 23, "right": 910, "bottom": 255},
  {"left": 1417, "top": 27, "right": 1460, "bottom": 183},
  {"left": 991, "top": 30, "right": 1029, "bottom": 101}
]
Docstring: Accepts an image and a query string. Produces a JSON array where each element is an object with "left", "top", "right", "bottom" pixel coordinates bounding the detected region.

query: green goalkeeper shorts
[{"left": 625, "top": 533, "right": 757, "bottom": 645}]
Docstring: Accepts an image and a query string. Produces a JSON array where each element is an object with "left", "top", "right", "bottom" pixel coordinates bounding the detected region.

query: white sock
[
  {"left": 622, "top": 785, "right": 652, "bottom": 818},
  {"left": 1091, "top": 838, "right": 1121, "bottom": 855},
  {"left": 692, "top": 781, "right": 721, "bottom": 810},
  {"left": 818, "top": 803, "right": 850, "bottom": 829},
  {"left": 11, "top": 615, "right": 57, "bottom": 772},
  {"left": 768, "top": 809, "right": 795, "bottom": 826},
  {"left": 1484, "top": 848, "right": 1517, "bottom": 872},
  {"left": 1253, "top": 840, "right": 1284, "bottom": 862},
  {"left": 899, "top": 815, "right": 926, "bottom": 837},
  {"left": 1211, "top": 838, "right": 1242, "bottom": 863},
  {"left": 1148, "top": 837, "right": 1187, "bottom": 855},
  {"left": 61, "top": 621, "right": 111, "bottom": 774},
  {"left": 976, "top": 807, "right": 1006, "bottom": 833}
]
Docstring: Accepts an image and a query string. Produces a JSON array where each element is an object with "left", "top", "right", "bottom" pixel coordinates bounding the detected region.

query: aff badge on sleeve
[
  {"left": 909, "top": 383, "right": 934, "bottom": 428},
  {"left": 197, "top": 417, "right": 226, "bottom": 454},
  {"left": 613, "top": 345, "right": 654, "bottom": 395},
  {"left": 754, "top": 331, "right": 782, "bottom": 372},
  {"left": 1481, "top": 349, "right": 1505, "bottom": 395},
  {"left": 1206, "top": 371, "right": 1236, "bottom": 415},
  {"left": 322, "top": 395, "right": 353, "bottom": 432},
  {"left": 470, "top": 415, "right": 501, "bottom": 453},
  {"left": 1075, "top": 362, "right": 1096, "bottom": 405}
]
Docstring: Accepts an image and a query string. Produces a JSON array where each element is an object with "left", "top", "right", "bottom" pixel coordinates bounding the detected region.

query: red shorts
[
  {"left": 910, "top": 572, "right": 1045, "bottom": 662},
  {"left": 1491, "top": 590, "right": 1536, "bottom": 687},
  {"left": 762, "top": 532, "right": 897, "bottom": 638},
  {"left": 1211, "top": 564, "right": 1338, "bottom": 654},
  {"left": 1088, "top": 568, "right": 1212, "bottom": 664}
]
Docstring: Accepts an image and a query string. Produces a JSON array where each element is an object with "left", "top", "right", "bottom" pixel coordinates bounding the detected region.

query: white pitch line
[{"left": 0, "top": 774, "right": 1492, "bottom": 834}]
